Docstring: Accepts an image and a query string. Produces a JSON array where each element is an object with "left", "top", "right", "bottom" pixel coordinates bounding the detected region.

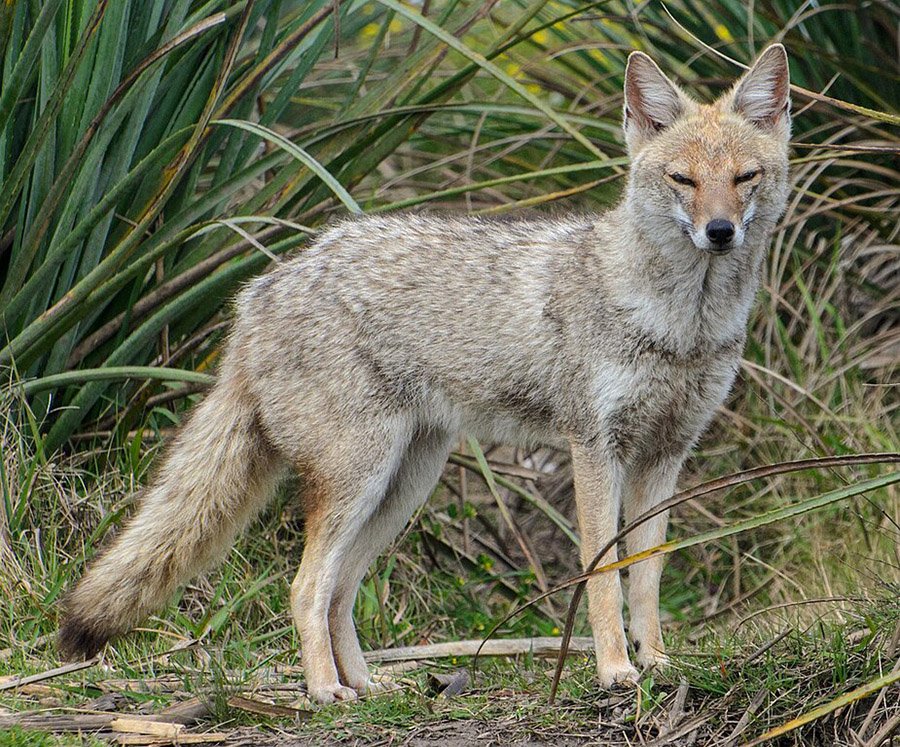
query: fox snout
[
  {"left": 705, "top": 219, "right": 736, "bottom": 252},
  {"left": 692, "top": 215, "right": 743, "bottom": 255},
  {"left": 673, "top": 203, "right": 745, "bottom": 255}
]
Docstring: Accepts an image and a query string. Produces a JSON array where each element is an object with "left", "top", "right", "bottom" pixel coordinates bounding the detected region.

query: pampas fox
[{"left": 59, "top": 45, "right": 792, "bottom": 703}]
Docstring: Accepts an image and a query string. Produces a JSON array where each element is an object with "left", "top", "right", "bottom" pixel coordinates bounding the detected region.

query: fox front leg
[
  {"left": 622, "top": 456, "right": 683, "bottom": 671},
  {"left": 570, "top": 443, "right": 639, "bottom": 688}
]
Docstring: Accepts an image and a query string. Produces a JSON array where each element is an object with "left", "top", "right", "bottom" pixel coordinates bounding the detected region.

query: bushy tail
[{"left": 58, "top": 366, "right": 283, "bottom": 660}]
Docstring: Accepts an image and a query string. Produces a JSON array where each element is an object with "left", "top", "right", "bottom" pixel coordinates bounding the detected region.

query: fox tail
[{"left": 58, "top": 364, "right": 282, "bottom": 659}]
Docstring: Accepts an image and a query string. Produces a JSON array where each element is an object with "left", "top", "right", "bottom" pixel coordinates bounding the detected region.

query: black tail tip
[{"left": 57, "top": 617, "right": 110, "bottom": 661}]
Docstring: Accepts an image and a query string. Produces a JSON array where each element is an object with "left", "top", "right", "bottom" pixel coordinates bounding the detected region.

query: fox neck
[{"left": 603, "top": 205, "right": 767, "bottom": 356}]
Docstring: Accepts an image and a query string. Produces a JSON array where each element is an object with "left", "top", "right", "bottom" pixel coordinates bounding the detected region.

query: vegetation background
[{"left": 0, "top": 0, "right": 897, "bottom": 744}]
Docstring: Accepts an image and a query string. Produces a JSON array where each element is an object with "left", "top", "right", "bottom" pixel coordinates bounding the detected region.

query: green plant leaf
[
  {"left": 213, "top": 118, "right": 363, "bottom": 214},
  {"left": 17, "top": 366, "right": 215, "bottom": 396}
]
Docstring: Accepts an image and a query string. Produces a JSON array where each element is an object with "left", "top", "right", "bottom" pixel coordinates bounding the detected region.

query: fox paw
[
  {"left": 364, "top": 677, "right": 401, "bottom": 695},
  {"left": 634, "top": 639, "right": 669, "bottom": 671},
  {"left": 342, "top": 675, "right": 400, "bottom": 696},
  {"left": 636, "top": 648, "right": 669, "bottom": 672},
  {"left": 597, "top": 661, "right": 640, "bottom": 689},
  {"left": 309, "top": 683, "right": 358, "bottom": 705}
]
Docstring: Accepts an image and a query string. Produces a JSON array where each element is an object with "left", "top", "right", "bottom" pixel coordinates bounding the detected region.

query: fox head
[{"left": 622, "top": 45, "right": 791, "bottom": 255}]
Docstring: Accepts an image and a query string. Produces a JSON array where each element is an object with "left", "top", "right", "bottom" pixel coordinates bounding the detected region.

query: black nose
[{"left": 706, "top": 219, "right": 735, "bottom": 246}]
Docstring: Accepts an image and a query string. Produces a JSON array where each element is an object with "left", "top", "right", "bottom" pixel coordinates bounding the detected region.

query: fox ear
[
  {"left": 731, "top": 44, "right": 791, "bottom": 135},
  {"left": 623, "top": 51, "right": 687, "bottom": 152}
]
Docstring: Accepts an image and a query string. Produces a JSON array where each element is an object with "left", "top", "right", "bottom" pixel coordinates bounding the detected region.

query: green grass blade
[
  {"left": 213, "top": 118, "right": 363, "bottom": 214},
  {"left": 589, "top": 471, "right": 900, "bottom": 578},
  {"left": 0, "top": 0, "right": 109, "bottom": 232},
  {"left": 41, "top": 237, "right": 284, "bottom": 449},
  {"left": 450, "top": 453, "right": 579, "bottom": 546},
  {"left": 660, "top": 2, "right": 900, "bottom": 125},
  {"left": 0, "top": 0, "right": 66, "bottom": 136},
  {"left": 16, "top": 366, "right": 215, "bottom": 396},
  {"left": 212, "top": 4, "right": 334, "bottom": 119},
  {"left": 374, "top": 158, "right": 629, "bottom": 212},
  {"left": 0, "top": 128, "right": 191, "bottom": 327},
  {"left": 466, "top": 436, "right": 549, "bottom": 591},
  {"left": 0, "top": 12, "right": 228, "bottom": 307},
  {"left": 0, "top": 9, "right": 249, "bottom": 370}
]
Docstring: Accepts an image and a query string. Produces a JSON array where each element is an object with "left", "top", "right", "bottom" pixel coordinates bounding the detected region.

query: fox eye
[
  {"left": 735, "top": 170, "right": 760, "bottom": 184},
  {"left": 668, "top": 173, "right": 696, "bottom": 187}
]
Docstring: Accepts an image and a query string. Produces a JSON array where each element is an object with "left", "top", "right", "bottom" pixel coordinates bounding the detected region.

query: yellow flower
[
  {"left": 389, "top": 18, "right": 403, "bottom": 33},
  {"left": 361, "top": 22, "right": 380, "bottom": 38},
  {"left": 714, "top": 24, "right": 734, "bottom": 42},
  {"left": 533, "top": 29, "right": 549, "bottom": 45},
  {"left": 552, "top": 626, "right": 560, "bottom": 635}
]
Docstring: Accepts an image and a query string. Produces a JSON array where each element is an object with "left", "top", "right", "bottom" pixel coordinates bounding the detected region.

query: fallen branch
[
  {"left": 110, "top": 718, "right": 183, "bottom": 738},
  {"left": 0, "top": 697, "right": 211, "bottom": 732},
  {"left": 364, "top": 636, "right": 593, "bottom": 663},
  {"left": 226, "top": 695, "right": 308, "bottom": 718},
  {"left": 0, "top": 714, "right": 155, "bottom": 733},
  {"left": 114, "top": 735, "right": 226, "bottom": 745},
  {"left": 0, "top": 658, "right": 99, "bottom": 691}
]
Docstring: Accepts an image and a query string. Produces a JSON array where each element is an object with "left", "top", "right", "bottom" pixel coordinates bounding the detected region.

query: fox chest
[{"left": 588, "top": 355, "right": 739, "bottom": 463}]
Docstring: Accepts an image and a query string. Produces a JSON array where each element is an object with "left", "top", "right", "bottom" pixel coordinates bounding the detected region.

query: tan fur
[{"left": 59, "top": 47, "right": 792, "bottom": 703}]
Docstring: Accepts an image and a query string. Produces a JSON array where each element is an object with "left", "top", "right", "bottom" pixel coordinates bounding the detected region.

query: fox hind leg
[
  {"left": 289, "top": 420, "right": 412, "bottom": 705},
  {"left": 327, "top": 428, "right": 453, "bottom": 694}
]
